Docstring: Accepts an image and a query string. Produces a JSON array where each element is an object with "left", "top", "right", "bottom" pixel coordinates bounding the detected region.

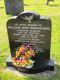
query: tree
[{"left": 46, "top": 0, "right": 54, "bottom": 5}]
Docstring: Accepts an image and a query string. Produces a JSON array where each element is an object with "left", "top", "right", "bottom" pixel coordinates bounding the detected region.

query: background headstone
[
  {"left": 6, "top": 11, "right": 54, "bottom": 73},
  {"left": 4, "top": 0, "right": 24, "bottom": 15}
]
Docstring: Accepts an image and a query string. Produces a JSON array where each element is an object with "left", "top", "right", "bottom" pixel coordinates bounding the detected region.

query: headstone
[
  {"left": 4, "top": 0, "right": 24, "bottom": 15},
  {"left": 6, "top": 11, "right": 54, "bottom": 73}
]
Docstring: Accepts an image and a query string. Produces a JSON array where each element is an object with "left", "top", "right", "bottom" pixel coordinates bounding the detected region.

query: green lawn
[{"left": 0, "top": 0, "right": 60, "bottom": 80}]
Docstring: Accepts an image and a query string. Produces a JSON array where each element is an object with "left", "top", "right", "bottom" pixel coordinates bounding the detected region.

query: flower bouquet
[{"left": 12, "top": 43, "right": 35, "bottom": 68}]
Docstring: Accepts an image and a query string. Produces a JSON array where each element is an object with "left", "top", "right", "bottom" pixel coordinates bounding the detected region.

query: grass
[{"left": 0, "top": 0, "right": 60, "bottom": 80}]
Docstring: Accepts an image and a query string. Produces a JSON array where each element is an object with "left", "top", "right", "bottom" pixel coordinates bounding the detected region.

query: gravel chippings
[{"left": 4, "top": 67, "right": 56, "bottom": 78}]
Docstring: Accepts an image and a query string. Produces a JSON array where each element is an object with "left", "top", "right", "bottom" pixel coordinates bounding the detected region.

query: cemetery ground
[{"left": 0, "top": 0, "right": 60, "bottom": 80}]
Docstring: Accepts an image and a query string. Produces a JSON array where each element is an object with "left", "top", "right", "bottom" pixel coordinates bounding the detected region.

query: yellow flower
[
  {"left": 16, "top": 51, "right": 20, "bottom": 58},
  {"left": 12, "top": 57, "right": 15, "bottom": 60},
  {"left": 27, "top": 60, "right": 30, "bottom": 64}
]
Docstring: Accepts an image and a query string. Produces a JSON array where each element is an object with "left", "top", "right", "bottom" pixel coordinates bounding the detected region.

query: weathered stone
[{"left": 4, "top": 0, "right": 24, "bottom": 15}]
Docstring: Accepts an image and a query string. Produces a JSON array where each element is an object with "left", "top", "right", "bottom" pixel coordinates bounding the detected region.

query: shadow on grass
[
  {"left": 48, "top": 4, "right": 60, "bottom": 7},
  {"left": 0, "top": 7, "right": 4, "bottom": 9},
  {"left": 24, "top": 4, "right": 31, "bottom": 6}
]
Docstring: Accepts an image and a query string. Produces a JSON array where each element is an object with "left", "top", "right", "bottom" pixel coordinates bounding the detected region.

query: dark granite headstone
[
  {"left": 4, "top": 0, "right": 24, "bottom": 15},
  {"left": 6, "top": 11, "right": 54, "bottom": 73}
]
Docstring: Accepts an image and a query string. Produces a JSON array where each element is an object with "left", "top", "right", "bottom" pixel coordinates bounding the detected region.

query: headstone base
[{"left": 6, "top": 55, "right": 54, "bottom": 74}]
